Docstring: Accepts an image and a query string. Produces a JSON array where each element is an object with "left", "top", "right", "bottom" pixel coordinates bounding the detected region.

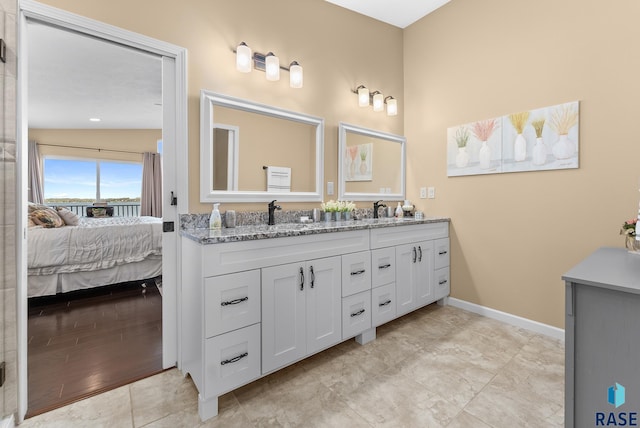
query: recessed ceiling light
[{"left": 89, "top": 117, "right": 101, "bottom": 122}]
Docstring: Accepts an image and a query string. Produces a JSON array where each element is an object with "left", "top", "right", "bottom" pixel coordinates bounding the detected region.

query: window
[{"left": 43, "top": 157, "right": 142, "bottom": 205}]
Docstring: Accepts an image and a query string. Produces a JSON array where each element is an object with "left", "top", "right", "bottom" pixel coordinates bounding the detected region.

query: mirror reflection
[
  {"left": 338, "top": 122, "right": 406, "bottom": 201},
  {"left": 201, "top": 91, "right": 324, "bottom": 203}
]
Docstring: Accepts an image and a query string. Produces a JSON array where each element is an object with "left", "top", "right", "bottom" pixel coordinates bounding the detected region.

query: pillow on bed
[
  {"left": 56, "top": 207, "right": 79, "bottom": 226},
  {"left": 30, "top": 208, "right": 64, "bottom": 228},
  {"left": 28, "top": 202, "right": 49, "bottom": 213}
]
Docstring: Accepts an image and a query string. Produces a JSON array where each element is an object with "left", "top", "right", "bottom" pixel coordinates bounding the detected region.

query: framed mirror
[
  {"left": 200, "top": 90, "right": 324, "bottom": 202},
  {"left": 338, "top": 122, "right": 406, "bottom": 201}
]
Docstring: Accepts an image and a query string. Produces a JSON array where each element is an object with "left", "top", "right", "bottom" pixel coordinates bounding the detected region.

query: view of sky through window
[{"left": 44, "top": 158, "right": 142, "bottom": 202}]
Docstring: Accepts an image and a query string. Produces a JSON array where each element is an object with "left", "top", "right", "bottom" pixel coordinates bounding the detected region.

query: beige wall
[
  {"left": 31, "top": 0, "right": 633, "bottom": 329},
  {"left": 28, "top": 129, "right": 162, "bottom": 163},
  {"left": 37, "top": 0, "right": 405, "bottom": 212},
  {"left": 405, "top": 0, "right": 640, "bottom": 328},
  {"left": 29, "top": 129, "right": 161, "bottom": 161}
]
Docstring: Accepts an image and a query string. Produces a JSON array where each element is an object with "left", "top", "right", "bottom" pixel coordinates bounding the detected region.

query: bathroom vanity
[{"left": 180, "top": 217, "right": 450, "bottom": 421}]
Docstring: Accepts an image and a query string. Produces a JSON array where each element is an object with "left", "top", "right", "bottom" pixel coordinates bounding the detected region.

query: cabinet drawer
[
  {"left": 371, "top": 283, "right": 396, "bottom": 327},
  {"left": 434, "top": 238, "right": 450, "bottom": 270},
  {"left": 342, "top": 251, "right": 372, "bottom": 297},
  {"left": 204, "top": 270, "right": 261, "bottom": 338},
  {"left": 342, "top": 290, "right": 372, "bottom": 340},
  {"left": 204, "top": 323, "right": 261, "bottom": 398},
  {"left": 371, "top": 247, "right": 396, "bottom": 288},
  {"left": 434, "top": 267, "right": 450, "bottom": 301}
]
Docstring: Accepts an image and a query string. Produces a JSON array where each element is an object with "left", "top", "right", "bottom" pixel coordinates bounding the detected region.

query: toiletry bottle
[
  {"left": 395, "top": 202, "right": 403, "bottom": 218},
  {"left": 210, "top": 203, "right": 222, "bottom": 230}
]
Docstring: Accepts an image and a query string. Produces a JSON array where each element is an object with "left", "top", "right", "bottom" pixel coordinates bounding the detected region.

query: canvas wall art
[{"left": 447, "top": 101, "right": 579, "bottom": 177}]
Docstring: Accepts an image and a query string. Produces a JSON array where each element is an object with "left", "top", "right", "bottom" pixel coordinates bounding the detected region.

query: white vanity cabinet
[
  {"left": 181, "top": 220, "right": 449, "bottom": 421},
  {"left": 370, "top": 223, "right": 448, "bottom": 318},
  {"left": 395, "top": 241, "right": 434, "bottom": 316},
  {"left": 262, "top": 256, "right": 341, "bottom": 374},
  {"left": 371, "top": 247, "right": 397, "bottom": 326},
  {"left": 434, "top": 238, "right": 451, "bottom": 300}
]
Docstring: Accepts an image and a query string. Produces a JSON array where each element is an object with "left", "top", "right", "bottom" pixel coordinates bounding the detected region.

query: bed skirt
[{"left": 28, "top": 255, "right": 162, "bottom": 298}]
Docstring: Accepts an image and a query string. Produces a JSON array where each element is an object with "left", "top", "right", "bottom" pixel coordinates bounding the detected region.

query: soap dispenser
[
  {"left": 210, "top": 203, "right": 222, "bottom": 230},
  {"left": 395, "top": 202, "right": 403, "bottom": 218}
]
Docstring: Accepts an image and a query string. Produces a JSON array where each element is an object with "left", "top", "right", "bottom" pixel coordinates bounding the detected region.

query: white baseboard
[
  {"left": 0, "top": 414, "right": 15, "bottom": 428},
  {"left": 447, "top": 297, "right": 565, "bottom": 341}
]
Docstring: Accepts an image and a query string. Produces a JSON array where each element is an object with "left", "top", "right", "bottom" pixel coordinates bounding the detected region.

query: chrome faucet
[
  {"left": 373, "top": 200, "right": 386, "bottom": 219},
  {"left": 268, "top": 200, "right": 281, "bottom": 225}
]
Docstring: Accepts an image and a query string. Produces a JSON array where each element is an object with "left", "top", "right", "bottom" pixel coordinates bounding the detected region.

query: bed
[{"left": 28, "top": 214, "right": 163, "bottom": 298}]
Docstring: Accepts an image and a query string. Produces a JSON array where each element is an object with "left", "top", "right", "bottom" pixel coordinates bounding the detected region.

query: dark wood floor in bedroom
[{"left": 27, "top": 281, "right": 163, "bottom": 418}]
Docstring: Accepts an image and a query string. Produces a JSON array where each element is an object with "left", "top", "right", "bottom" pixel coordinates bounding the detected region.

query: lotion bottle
[
  {"left": 395, "top": 202, "right": 403, "bottom": 218},
  {"left": 210, "top": 203, "right": 222, "bottom": 230}
]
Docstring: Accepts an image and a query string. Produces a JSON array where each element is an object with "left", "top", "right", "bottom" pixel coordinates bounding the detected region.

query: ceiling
[
  {"left": 28, "top": 21, "right": 162, "bottom": 129},
  {"left": 325, "top": 0, "right": 451, "bottom": 28},
  {"left": 27, "top": 2, "right": 449, "bottom": 129}
]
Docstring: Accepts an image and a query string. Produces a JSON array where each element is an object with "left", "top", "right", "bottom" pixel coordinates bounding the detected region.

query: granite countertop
[
  {"left": 181, "top": 216, "right": 450, "bottom": 245},
  {"left": 562, "top": 247, "right": 640, "bottom": 295}
]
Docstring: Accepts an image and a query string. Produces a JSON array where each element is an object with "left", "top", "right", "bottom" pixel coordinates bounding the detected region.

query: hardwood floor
[{"left": 27, "top": 280, "right": 163, "bottom": 417}]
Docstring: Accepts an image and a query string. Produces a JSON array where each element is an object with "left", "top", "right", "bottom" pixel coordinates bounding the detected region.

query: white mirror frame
[
  {"left": 338, "top": 122, "right": 406, "bottom": 202},
  {"left": 200, "top": 90, "right": 325, "bottom": 203}
]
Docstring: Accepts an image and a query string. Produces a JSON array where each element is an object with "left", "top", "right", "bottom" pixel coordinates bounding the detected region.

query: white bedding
[{"left": 28, "top": 216, "right": 162, "bottom": 284}]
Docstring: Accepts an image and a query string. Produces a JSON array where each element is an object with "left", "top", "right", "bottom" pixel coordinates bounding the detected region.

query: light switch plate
[
  {"left": 428, "top": 187, "right": 435, "bottom": 199},
  {"left": 420, "top": 187, "right": 427, "bottom": 199},
  {"left": 327, "top": 181, "right": 334, "bottom": 195}
]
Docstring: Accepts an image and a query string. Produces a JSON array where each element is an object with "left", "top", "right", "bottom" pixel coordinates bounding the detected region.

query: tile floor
[{"left": 20, "top": 303, "right": 565, "bottom": 427}]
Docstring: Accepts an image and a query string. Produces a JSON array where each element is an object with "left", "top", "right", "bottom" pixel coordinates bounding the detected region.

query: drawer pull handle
[
  {"left": 221, "top": 297, "right": 248, "bottom": 306},
  {"left": 378, "top": 264, "right": 391, "bottom": 270},
  {"left": 439, "top": 279, "right": 448, "bottom": 285},
  {"left": 350, "top": 308, "right": 366, "bottom": 317},
  {"left": 350, "top": 269, "right": 366, "bottom": 276},
  {"left": 310, "top": 265, "right": 315, "bottom": 288},
  {"left": 379, "top": 300, "right": 392, "bottom": 307},
  {"left": 299, "top": 267, "right": 305, "bottom": 291},
  {"left": 418, "top": 246, "right": 423, "bottom": 262},
  {"left": 439, "top": 250, "right": 448, "bottom": 255},
  {"left": 221, "top": 352, "right": 248, "bottom": 366}
]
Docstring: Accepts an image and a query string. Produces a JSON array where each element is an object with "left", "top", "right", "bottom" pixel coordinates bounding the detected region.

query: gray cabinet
[{"left": 563, "top": 247, "right": 640, "bottom": 427}]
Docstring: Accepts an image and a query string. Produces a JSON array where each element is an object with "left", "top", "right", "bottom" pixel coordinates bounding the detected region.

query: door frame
[{"left": 16, "top": 0, "right": 188, "bottom": 421}]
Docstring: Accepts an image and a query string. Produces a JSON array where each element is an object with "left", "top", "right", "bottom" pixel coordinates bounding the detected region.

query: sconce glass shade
[
  {"left": 265, "top": 52, "right": 280, "bottom": 81},
  {"left": 236, "top": 42, "right": 252, "bottom": 73},
  {"left": 357, "top": 86, "right": 369, "bottom": 107},
  {"left": 289, "top": 61, "right": 303, "bottom": 88},
  {"left": 372, "top": 91, "right": 384, "bottom": 112},
  {"left": 385, "top": 97, "right": 398, "bottom": 116}
]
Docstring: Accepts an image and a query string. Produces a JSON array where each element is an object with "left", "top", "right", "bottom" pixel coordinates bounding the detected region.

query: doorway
[{"left": 17, "top": 0, "right": 188, "bottom": 422}]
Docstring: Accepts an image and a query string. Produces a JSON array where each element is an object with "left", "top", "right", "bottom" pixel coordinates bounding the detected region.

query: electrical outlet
[
  {"left": 428, "top": 187, "right": 435, "bottom": 199},
  {"left": 327, "top": 181, "right": 334, "bottom": 195},
  {"left": 420, "top": 187, "right": 427, "bottom": 199}
]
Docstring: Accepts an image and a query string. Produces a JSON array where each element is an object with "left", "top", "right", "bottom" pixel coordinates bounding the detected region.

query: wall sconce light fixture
[
  {"left": 353, "top": 85, "right": 398, "bottom": 116},
  {"left": 234, "top": 42, "right": 303, "bottom": 88}
]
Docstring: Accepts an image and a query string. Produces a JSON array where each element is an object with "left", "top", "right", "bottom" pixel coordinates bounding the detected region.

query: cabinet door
[
  {"left": 306, "top": 256, "right": 342, "bottom": 355},
  {"left": 434, "top": 238, "right": 450, "bottom": 270},
  {"left": 204, "top": 270, "right": 260, "bottom": 338},
  {"left": 262, "top": 263, "right": 306, "bottom": 374},
  {"left": 396, "top": 243, "right": 417, "bottom": 316},
  {"left": 372, "top": 282, "right": 396, "bottom": 327},
  {"left": 371, "top": 247, "right": 396, "bottom": 288},
  {"left": 204, "top": 323, "right": 261, "bottom": 398},
  {"left": 341, "top": 251, "right": 372, "bottom": 297},
  {"left": 414, "top": 240, "right": 435, "bottom": 308},
  {"left": 434, "top": 267, "right": 450, "bottom": 301},
  {"left": 342, "top": 290, "right": 372, "bottom": 340}
]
